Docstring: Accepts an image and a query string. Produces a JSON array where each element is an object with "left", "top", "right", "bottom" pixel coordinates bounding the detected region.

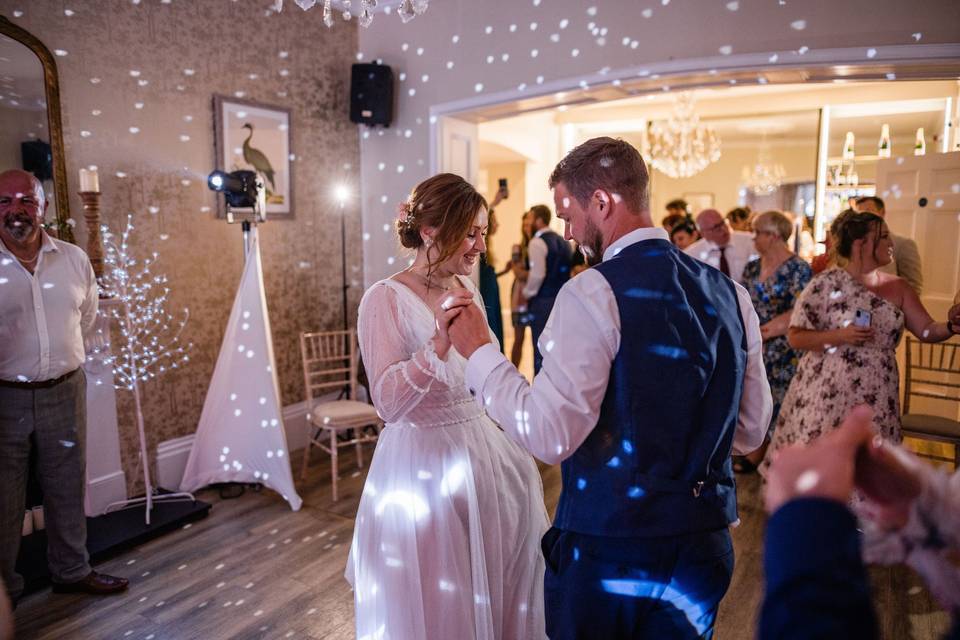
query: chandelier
[
  {"left": 275, "top": 0, "right": 428, "bottom": 27},
  {"left": 643, "top": 92, "right": 721, "bottom": 179},
  {"left": 742, "top": 143, "right": 786, "bottom": 196}
]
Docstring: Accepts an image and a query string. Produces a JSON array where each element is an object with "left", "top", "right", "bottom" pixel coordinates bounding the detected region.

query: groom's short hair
[{"left": 548, "top": 137, "right": 649, "bottom": 214}]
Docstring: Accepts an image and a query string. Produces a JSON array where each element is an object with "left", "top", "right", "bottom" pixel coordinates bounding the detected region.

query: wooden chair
[
  {"left": 300, "top": 330, "right": 382, "bottom": 500},
  {"left": 902, "top": 337, "right": 960, "bottom": 469}
]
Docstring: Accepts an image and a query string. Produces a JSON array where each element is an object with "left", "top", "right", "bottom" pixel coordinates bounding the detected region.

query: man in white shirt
[
  {"left": 684, "top": 208, "right": 756, "bottom": 284},
  {"left": 449, "top": 138, "right": 771, "bottom": 638},
  {"left": 522, "top": 205, "right": 572, "bottom": 374},
  {"left": 0, "top": 170, "right": 128, "bottom": 603}
]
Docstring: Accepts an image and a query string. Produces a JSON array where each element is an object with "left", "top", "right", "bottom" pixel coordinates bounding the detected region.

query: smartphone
[
  {"left": 511, "top": 244, "right": 522, "bottom": 262},
  {"left": 498, "top": 178, "right": 508, "bottom": 190},
  {"left": 854, "top": 308, "right": 872, "bottom": 328}
]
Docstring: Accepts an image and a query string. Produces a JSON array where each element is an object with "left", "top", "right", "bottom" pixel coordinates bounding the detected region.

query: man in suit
[
  {"left": 855, "top": 196, "right": 923, "bottom": 295},
  {"left": 450, "top": 137, "right": 772, "bottom": 638},
  {"left": 521, "top": 204, "right": 572, "bottom": 374},
  {"left": 684, "top": 208, "right": 756, "bottom": 284}
]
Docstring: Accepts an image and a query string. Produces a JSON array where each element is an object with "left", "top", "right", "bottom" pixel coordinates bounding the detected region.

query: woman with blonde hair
[
  {"left": 348, "top": 173, "right": 548, "bottom": 639},
  {"left": 734, "top": 210, "right": 812, "bottom": 473}
]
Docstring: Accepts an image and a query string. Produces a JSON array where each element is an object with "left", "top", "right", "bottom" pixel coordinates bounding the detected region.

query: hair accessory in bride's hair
[{"left": 397, "top": 200, "right": 416, "bottom": 230}]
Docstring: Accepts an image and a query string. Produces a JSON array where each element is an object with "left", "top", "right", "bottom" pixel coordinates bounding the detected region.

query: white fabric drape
[{"left": 180, "top": 229, "right": 302, "bottom": 511}]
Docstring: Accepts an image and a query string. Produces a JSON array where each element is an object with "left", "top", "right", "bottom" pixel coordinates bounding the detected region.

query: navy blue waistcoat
[
  {"left": 554, "top": 239, "right": 747, "bottom": 538},
  {"left": 530, "top": 230, "right": 572, "bottom": 303}
]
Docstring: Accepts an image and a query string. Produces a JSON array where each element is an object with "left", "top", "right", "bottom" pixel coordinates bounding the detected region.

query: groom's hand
[{"left": 448, "top": 304, "right": 492, "bottom": 359}]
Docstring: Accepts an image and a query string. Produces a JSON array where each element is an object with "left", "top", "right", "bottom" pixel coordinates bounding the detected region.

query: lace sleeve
[
  {"left": 860, "top": 465, "right": 960, "bottom": 610},
  {"left": 357, "top": 283, "right": 452, "bottom": 423}
]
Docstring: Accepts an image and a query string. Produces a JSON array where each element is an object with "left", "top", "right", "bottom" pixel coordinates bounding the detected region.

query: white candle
[{"left": 79, "top": 168, "right": 100, "bottom": 193}]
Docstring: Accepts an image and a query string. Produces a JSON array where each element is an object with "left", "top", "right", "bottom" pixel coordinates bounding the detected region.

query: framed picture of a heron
[{"left": 213, "top": 95, "right": 293, "bottom": 219}]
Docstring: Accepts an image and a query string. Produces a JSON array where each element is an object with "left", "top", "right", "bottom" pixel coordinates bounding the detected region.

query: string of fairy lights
[{"left": 94, "top": 213, "right": 192, "bottom": 390}]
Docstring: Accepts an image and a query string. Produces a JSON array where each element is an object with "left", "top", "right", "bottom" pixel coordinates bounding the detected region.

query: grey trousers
[{"left": 0, "top": 369, "right": 91, "bottom": 599}]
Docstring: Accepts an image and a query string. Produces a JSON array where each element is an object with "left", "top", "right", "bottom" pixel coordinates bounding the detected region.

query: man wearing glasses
[{"left": 685, "top": 208, "right": 757, "bottom": 284}]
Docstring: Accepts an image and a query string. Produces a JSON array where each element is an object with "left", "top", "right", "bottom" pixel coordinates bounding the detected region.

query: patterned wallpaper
[{"left": 1, "top": 1, "right": 361, "bottom": 494}]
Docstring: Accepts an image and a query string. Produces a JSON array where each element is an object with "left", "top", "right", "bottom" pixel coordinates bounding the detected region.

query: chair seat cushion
[
  {"left": 902, "top": 413, "right": 960, "bottom": 440},
  {"left": 309, "top": 400, "right": 381, "bottom": 427}
]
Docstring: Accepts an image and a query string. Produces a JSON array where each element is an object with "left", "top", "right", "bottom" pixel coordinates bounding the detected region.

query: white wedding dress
[{"left": 347, "top": 276, "right": 548, "bottom": 640}]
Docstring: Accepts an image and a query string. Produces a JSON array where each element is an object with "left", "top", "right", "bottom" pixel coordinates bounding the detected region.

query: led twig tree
[{"left": 100, "top": 214, "right": 195, "bottom": 524}]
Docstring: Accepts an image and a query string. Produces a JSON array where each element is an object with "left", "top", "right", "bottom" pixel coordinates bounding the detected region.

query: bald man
[
  {"left": 0, "top": 169, "right": 127, "bottom": 603},
  {"left": 684, "top": 208, "right": 757, "bottom": 284}
]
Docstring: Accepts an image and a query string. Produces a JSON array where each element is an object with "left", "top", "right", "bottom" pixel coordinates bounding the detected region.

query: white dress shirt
[
  {"left": 521, "top": 229, "right": 548, "bottom": 300},
  {"left": 0, "top": 233, "right": 98, "bottom": 382},
  {"left": 465, "top": 226, "right": 771, "bottom": 465},
  {"left": 684, "top": 230, "right": 757, "bottom": 285}
]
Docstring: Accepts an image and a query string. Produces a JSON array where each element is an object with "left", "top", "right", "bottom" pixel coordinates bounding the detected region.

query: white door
[
  {"left": 436, "top": 115, "right": 479, "bottom": 186},
  {"left": 876, "top": 151, "right": 960, "bottom": 426},
  {"left": 876, "top": 151, "right": 960, "bottom": 318}
]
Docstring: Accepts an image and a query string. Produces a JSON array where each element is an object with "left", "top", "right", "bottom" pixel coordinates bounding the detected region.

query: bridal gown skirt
[{"left": 346, "top": 401, "right": 549, "bottom": 640}]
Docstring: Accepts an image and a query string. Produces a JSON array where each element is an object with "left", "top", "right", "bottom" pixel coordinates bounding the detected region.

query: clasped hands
[
  {"left": 765, "top": 405, "right": 922, "bottom": 531},
  {"left": 432, "top": 288, "right": 493, "bottom": 360}
]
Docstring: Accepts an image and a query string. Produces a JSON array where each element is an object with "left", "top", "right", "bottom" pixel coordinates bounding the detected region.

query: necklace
[
  {"left": 17, "top": 248, "right": 40, "bottom": 268},
  {"left": 407, "top": 267, "right": 453, "bottom": 291}
]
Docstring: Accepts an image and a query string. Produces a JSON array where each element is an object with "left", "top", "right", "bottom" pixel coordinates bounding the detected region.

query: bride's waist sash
[{"left": 391, "top": 397, "right": 486, "bottom": 429}]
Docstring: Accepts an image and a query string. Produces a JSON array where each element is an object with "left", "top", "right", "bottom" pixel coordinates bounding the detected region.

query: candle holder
[{"left": 79, "top": 190, "right": 104, "bottom": 280}]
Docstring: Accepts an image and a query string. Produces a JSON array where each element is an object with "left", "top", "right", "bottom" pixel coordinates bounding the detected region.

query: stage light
[
  {"left": 207, "top": 170, "right": 261, "bottom": 209},
  {"left": 334, "top": 184, "right": 350, "bottom": 205}
]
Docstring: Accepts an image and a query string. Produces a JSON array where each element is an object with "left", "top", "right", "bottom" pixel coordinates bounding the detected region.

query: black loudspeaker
[
  {"left": 350, "top": 63, "right": 393, "bottom": 127},
  {"left": 21, "top": 140, "right": 52, "bottom": 182}
]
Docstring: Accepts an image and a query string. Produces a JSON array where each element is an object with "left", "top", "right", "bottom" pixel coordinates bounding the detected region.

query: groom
[{"left": 449, "top": 137, "right": 772, "bottom": 639}]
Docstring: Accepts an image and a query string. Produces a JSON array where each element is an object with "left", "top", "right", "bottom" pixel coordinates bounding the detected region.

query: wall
[
  {"left": 649, "top": 142, "right": 818, "bottom": 220},
  {"left": 357, "top": 0, "right": 960, "bottom": 286},
  {"left": 1, "top": 2, "right": 360, "bottom": 494}
]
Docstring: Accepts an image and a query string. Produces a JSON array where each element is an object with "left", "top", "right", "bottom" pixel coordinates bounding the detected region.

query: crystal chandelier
[
  {"left": 742, "top": 143, "right": 786, "bottom": 196},
  {"left": 276, "top": 0, "right": 428, "bottom": 28},
  {"left": 642, "top": 92, "right": 721, "bottom": 179}
]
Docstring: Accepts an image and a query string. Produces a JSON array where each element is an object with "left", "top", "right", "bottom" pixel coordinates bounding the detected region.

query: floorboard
[{"left": 15, "top": 444, "right": 950, "bottom": 639}]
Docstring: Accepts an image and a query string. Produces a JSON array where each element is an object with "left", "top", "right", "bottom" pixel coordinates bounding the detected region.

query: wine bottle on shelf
[
  {"left": 914, "top": 127, "right": 926, "bottom": 156},
  {"left": 878, "top": 124, "right": 891, "bottom": 158},
  {"left": 843, "top": 132, "right": 856, "bottom": 160}
]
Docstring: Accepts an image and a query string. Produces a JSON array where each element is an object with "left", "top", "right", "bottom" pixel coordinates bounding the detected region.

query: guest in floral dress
[
  {"left": 735, "top": 211, "right": 812, "bottom": 473},
  {"left": 761, "top": 212, "right": 957, "bottom": 476}
]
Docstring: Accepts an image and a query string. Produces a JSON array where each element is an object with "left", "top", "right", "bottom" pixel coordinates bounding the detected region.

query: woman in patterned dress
[
  {"left": 761, "top": 212, "right": 956, "bottom": 475},
  {"left": 735, "top": 211, "right": 812, "bottom": 473}
]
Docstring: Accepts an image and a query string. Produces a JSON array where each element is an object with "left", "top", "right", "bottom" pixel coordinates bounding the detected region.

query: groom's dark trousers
[
  {"left": 542, "top": 527, "right": 734, "bottom": 639},
  {"left": 541, "top": 239, "right": 746, "bottom": 639}
]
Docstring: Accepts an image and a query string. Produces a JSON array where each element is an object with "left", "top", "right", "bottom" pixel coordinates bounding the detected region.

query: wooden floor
[{"left": 16, "top": 445, "right": 951, "bottom": 640}]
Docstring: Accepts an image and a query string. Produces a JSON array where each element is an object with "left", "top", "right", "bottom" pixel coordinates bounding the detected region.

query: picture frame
[
  {"left": 213, "top": 95, "right": 293, "bottom": 219},
  {"left": 683, "top": 192, "right": 714, "bottom": 214}
]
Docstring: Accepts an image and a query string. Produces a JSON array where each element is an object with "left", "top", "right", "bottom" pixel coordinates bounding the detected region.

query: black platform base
[{"left": 16, "top": 493, "right": 211, "bottom": 595}]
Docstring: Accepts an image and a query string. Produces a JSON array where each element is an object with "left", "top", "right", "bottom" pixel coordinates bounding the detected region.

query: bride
[{"left": 347, "top": 173, "right": 549, "bottom": 639}]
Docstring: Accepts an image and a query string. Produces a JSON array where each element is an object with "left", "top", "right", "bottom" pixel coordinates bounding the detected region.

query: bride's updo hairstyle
[
  {"left": 397, "top": 173, "right": 487, "bottom": 278},
  {"left": 835, "top": 211, "right": 884, "bottom": 261}
]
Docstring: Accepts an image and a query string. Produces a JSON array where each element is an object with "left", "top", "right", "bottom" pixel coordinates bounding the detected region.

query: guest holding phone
[
  {"left": 761, "top": 212, "right": 956, "bottom": 475},
  {"left": 479, "top": 182, "right": 508, "bottom": 351}
]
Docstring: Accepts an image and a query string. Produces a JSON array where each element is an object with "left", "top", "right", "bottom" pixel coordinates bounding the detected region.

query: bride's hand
[{"left": 433, "top": 288, "right": 473, "bottom": 357}]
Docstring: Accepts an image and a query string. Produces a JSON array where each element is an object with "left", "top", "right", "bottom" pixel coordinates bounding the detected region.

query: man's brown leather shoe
[{"left": 51, "top": 571, "right": 129, "bottom": 595}]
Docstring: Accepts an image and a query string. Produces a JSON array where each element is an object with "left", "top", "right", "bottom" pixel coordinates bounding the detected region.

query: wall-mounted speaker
[
  {"left": 350, "top": 63, "right": 393, "bottom": 127},
  {"left": 21, "top": 140, "right": 52, "bottom": 182}
]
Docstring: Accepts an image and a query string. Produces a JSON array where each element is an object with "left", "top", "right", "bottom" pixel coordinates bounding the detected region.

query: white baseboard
[
  {"left": 156, "top": 437, "right": 195, "bottom": 491},
  {"left": 282, "top": 399, "right": 310, "bottom": 453},
  {"left": 85, "top": 470, "right": 128, "bottom": 516}
]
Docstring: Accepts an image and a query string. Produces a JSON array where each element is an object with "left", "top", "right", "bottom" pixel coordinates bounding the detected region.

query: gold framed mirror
[{"left": 0, "top": 15, "right": 73, "bottom": 243}]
